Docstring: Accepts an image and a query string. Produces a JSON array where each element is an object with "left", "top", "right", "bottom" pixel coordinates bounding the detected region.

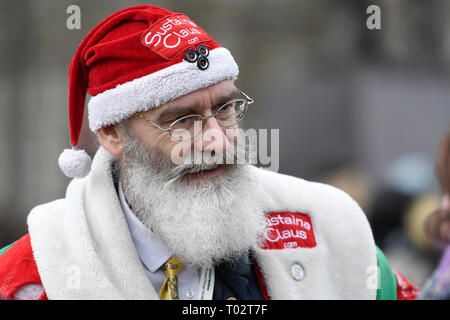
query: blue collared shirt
[{"left": 118, "top": 180, "right": 200, "bottom": 300}]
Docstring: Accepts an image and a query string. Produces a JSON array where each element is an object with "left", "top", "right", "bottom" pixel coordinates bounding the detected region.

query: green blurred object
[{"left": 376, "top": 246, "right": 397, "bottom": 300}]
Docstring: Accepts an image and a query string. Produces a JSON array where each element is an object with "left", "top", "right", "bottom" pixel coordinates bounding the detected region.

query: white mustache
[
  {"left": 166, "top": 138, "right": 252, "bottom": 182},
  {"left": 165, "top": 157, "right": 223, "bottom": 184}
]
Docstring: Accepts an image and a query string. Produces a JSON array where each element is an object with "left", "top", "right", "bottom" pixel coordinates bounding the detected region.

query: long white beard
[{"left": 119, "top": 131, "right": 268, "bottom": 267}]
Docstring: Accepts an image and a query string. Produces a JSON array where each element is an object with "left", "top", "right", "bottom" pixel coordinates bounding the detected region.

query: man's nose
[{"left": 194, "top": 115, "right": 229, "bottom": 154}]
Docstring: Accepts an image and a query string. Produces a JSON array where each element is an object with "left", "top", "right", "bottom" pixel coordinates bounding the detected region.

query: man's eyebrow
[
  {"left": 156, "top": 105, "right": 196, "bottom": 122},
  {"left": 156, "top": 88, "right": 238, "bottom": 121},
  {"left": 214, "top": 88, "right": 239, "bottom": 105}
]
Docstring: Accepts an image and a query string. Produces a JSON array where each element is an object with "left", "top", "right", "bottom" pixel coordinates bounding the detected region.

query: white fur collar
[
  {"left": 251, "top": 167, "right": 377, "bottom": 299},
  {"left": 28, "top": 147, "right": 157, "bottom": 299}
]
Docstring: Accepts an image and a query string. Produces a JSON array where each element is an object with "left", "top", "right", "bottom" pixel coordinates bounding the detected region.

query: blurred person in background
[
  {"left": 0, "top": 5, "right": 419, "bottom": 300},
  {"left": 368, "top": 154, "right": 442, "bottom": 287},
  {"left": 320, "top": 158, "right": 441, "bottom": 291},
  {"left": 421, "top": 132, "right": 450, "bottom": 299}
]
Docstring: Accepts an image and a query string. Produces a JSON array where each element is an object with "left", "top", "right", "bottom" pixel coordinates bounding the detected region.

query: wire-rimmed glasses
[{"left": 136, "top": 88, "right": 254, "bottom": 141}]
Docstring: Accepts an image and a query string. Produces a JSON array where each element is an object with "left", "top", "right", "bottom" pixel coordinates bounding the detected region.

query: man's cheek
[
  {"left": 169, "top": 141, "right": 192, "bottom": 165},
  {"left": 225, "top": 127, "right": 238, "bottom": 144}
]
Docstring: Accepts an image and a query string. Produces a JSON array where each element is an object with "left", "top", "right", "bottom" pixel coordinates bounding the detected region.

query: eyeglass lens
[{"left": 170, "top": 99, "right": 247, "bottom": 141}]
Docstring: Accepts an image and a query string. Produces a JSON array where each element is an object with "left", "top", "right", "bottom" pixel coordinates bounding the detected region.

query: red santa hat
[{"left": 58, "top": 5, "right": 239, "bottom": 178}]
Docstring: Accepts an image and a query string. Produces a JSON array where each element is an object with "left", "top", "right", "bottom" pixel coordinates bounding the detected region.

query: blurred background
[{"left": 0, "top": 0, "right": 449, "bottom": 288}]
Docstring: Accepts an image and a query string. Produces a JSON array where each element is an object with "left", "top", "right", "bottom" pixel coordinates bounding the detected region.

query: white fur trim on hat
[{"left": 87, "top": 47, "right": 239, "bottom": 132}]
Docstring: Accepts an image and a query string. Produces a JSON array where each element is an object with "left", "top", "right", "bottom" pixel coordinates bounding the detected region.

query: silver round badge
[{"left": 290, "top": 263, "right": 305, "bottom": 281}]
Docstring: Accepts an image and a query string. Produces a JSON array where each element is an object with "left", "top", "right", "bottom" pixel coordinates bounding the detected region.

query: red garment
[
  {"left": 0, "top": 234, "right": 47, "bottom": 300},
  {"left": 394, "top": 270, "right": 421, "bottom": 300}
]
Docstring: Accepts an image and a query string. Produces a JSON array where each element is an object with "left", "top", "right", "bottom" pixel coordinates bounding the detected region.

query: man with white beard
[
  {"left": 116, "top": 99, "right": 268, "bottom": 269},
  {"left": 0, "top": 5, "right": 419, "bottom": 300}
]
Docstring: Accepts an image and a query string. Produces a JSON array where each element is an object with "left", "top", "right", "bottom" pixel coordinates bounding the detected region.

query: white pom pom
[{"left": 58, "top": 148, "right": 92, "bottom": 178}]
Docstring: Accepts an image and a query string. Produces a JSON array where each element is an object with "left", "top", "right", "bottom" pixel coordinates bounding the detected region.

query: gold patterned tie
[{"left": 159, "top": 256, "right": 184, "bottom": 300}]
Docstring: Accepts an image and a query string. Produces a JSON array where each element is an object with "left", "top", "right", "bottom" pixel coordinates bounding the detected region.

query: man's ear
[{"left": 97, "top": 124, "right": 126, "bottom": 156}]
